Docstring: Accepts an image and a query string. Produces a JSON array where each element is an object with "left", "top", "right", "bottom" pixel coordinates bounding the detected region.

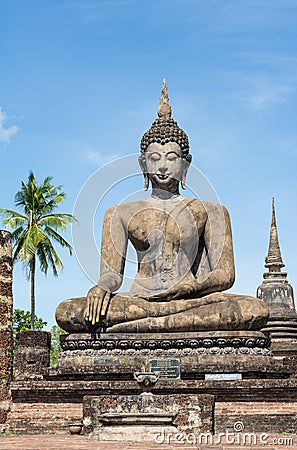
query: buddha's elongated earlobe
[
  {"left": 181, "top": 172, "right": 187, "bottom": 190},
  {"left": 181, "top": 155, "right": 192, "bottom": 190},
  {"left": 144, "top": 173, "right": 149, "bottom": 191},
  {"left": 139, "top": 155, "right": 149, "bottom": 191}
]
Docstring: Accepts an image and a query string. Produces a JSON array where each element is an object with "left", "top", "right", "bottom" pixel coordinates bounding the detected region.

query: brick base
[
  {"left": 8, "top": 402, "right": 82, "bottom": 435},
  {"left": 6, "top": 377, "right": 297, "bottom": 435},
  {"left": 215, "top": 401, "right": 297, "bottom": 434}
]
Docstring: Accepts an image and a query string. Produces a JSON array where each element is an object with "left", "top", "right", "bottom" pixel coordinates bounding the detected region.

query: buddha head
[{"left": 139, "top": 80, "right": 192, "bottom": 192}]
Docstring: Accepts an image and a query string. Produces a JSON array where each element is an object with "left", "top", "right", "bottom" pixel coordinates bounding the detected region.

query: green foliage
[
  {"left": 12, "top": 309, "right": 65, "bottom": 368},
  {"left": 0, "top": 172, "right": 76, "bottom": 330},
  {"left": 12, "top": 308, "right": 47, "bottom": 343},
  {"left": 13, "top": 308, "right": 47, "bottom": 333},
  {"left": 1, "top": 171, "right": 75, "bottom": 271},
  {"left": 50, "top": 325, "right": 66, "bottom": 366}
]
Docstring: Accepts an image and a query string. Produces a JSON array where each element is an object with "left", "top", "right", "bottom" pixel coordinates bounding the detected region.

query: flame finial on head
[
  {"left": 157, "top": 79, "right": 172, "bottom": 119},
  {"left": 140, "top": 80, "right": 190, "bottom": 156}
]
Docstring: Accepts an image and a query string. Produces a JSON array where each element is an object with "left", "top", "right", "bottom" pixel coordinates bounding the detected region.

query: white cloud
[
  {"left": 85, "top": 150, "right": 102, "bottom": 165},
  {"left": 84, "top": 147, "right": 122, "bottom": 166},
  {"left": 0, "top": 107, "right": 18, "bottom": 144},
  {"left": 247, "top": 85, "right": 295, "bottom": 107},
  {"left": 234, "top": 76, "right": 296, "bottom": 109},
  {"left": 76, "top": 142, "right": 123, "bottom": 168}
]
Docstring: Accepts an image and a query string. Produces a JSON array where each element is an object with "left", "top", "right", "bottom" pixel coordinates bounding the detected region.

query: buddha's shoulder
[
  {"left": 104, "top": 198, "right": 231, "bottom": 220},
  {"left": 183, "top": 198, "right": 230, "bottom": 218},
  {"left": 103, "top": 199, "right": 150, "bottom": 218}
]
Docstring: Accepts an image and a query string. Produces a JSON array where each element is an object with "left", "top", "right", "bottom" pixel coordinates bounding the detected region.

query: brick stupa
[{"left": 257, "top": 199, "right": 297, "bottom": 347}]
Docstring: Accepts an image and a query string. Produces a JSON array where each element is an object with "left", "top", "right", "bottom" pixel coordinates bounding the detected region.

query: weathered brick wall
[
  {"left": 8, "top": 402, "right": 82, "bottom": 435},
  {"left": 6, "top": 378, "right": 297, "bottom": 435},
  {"left": 15, "top": 331, "right": 51, "bottom": 380},
  {"left": 215, "top": 401, "right": 297, "bottom": 433},
  {"left": 0, "top": 231, "right": 13, "bottom": 427}
]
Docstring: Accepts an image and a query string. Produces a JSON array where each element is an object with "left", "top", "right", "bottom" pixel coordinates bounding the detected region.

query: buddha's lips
[{"left": 156, "top": 174, "right": 170, "bottom": 180}]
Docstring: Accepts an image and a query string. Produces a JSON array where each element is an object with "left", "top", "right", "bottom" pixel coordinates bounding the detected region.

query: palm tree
[{"left": 0, "top": 172, "right": 76, "bottom": 330}]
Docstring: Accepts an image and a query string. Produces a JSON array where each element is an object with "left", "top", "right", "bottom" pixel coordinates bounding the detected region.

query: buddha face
[{"left": 140, "top": 142, "right": 187, "bottom": 191}]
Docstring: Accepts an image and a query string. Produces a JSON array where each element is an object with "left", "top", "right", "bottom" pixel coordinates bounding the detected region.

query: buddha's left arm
[{"left": 195, "top": 204, "right": 235, "bottom": 296}]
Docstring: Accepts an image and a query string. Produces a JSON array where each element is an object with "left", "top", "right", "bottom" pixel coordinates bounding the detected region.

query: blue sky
[{"left": 1, "top": 0, "right": 297, "bottom": 328}]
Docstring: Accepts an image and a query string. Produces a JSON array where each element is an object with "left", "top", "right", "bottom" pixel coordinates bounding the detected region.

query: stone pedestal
[
  {"left": 83, "top": 393, "right": 214, "bottom": 441},
  {"left": 0, "top": 231, "right": 13, "bottom": 428},
  {"left": 15, "top": 331, "right": 51, "bottom": 380},
  {"left": 53, "top": 330, "right": 284, "bottom": 380}
]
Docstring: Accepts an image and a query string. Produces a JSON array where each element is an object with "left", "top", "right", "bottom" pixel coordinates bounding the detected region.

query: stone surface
[
  {"left": 54, "top": 331, "right": 280, "bottom": 379},
  {"left": 14, "top": 330, "right": 51, "bottom": 380},
  {"left": 0, "top": 230, "right": 13, "bottom": 426},
  {"left": 272, "top": 339, "right": 297, "bottom": 357},
  {"left": 83, "top": 394, "right": 214, "bottom": 440},
  {"left": 56, "top": 82, "right": 269, "bottom": 333}
]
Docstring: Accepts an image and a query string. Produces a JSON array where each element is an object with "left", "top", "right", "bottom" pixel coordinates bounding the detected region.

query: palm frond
[
  {"left": 0, "top": 208, "right": 26, "bottom": 219},
  {"left": 17, "top": 230, "right": 37, "bottom": 262},
  {"left": 37, "top": 236, "right": 64, "bottom": 276},
  {"left": 1, "top": 210, "right": 27, "bottom": 229},
  {"left": 12, "top": 231, "right": 27, "bottom": 264},
  {"left": 38, "top": 193, "right": 66, "bottom": 216},
  {"left": 14, "top": 224, "right": 46, "bottom": 263},
  {"left": 39, "top": 213, "right": 76, "bottom": 231},
  {"left": 43, "top": 225, "right": 73, "bottom": 255},
  {"left": 14, "top": 188, "right": 26, "bottom": 209},
  {"left": 11, "top": 225, "right": 27, "bottom": 243},
  {"left": 0, "top": 208, "right": 27, "bottom": 228},
  {"left": 36, "top": 243, "right": 49, "bottom": 274}
]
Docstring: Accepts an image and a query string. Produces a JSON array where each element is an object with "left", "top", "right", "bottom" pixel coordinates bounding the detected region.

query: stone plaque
[
  {"left": 149, "top": 358, "right": 180, "bottom": 379},
  {"left": 205, "top": 373, "right": 242, "bottom": 381}
]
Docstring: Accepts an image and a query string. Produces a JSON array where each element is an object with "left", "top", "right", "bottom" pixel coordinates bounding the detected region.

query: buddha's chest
[{"left": 127, "top": 208, "right": 201, "bottom": 252}]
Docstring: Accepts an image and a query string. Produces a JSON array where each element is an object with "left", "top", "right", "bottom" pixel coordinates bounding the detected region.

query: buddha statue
[{"left": 56, "top": 81, "right": 269, "bottom": 334}]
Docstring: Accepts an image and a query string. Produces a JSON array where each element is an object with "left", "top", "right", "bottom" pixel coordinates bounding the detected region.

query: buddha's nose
[
  {"left": 158, "top": 157, "right": 168, "bottom": 173},
  {"left": 158, "top": 166, "right": 168, "bottom": 174}
]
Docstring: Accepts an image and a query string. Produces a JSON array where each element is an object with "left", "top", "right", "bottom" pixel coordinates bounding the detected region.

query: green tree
[
  {"left": 50, "top": 325, "right": 66, "bottom": 366},
  {"left": 12, "top": 310, "right": 65, "bottom": 367},
  {"left": 13, "top": 308, "right": 47, "bottom": 341},
  {"left": 0, "top": 172, "right": 76, "bottom": 330}
]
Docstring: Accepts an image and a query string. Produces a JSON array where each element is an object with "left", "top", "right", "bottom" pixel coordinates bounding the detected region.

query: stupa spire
[
  {"left": 265, "top": 197, "right": 285, "bottom": 272},
  {"left": 257, "top": 198, "right": 297, "bottom": 339},
  {"left": 157, "top": 79, "right": 172, "bottom": 119}
]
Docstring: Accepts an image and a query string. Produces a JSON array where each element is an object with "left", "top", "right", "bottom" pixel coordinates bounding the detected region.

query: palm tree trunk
[{"left": 30, "top": 256, "right": 36, "bottom": 330}]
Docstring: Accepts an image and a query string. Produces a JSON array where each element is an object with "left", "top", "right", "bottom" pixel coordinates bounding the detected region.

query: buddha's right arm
[
  {"left": 97, "top": 205, "right": 128, "bottom": 293},
  {"left": 85, "top": 206, "right": 128, "bottom": 326}
]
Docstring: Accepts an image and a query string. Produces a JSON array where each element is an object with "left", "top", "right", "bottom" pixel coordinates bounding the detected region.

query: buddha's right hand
[{"left": 84, "top": 285, "right": 111, "bottom": 328}]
